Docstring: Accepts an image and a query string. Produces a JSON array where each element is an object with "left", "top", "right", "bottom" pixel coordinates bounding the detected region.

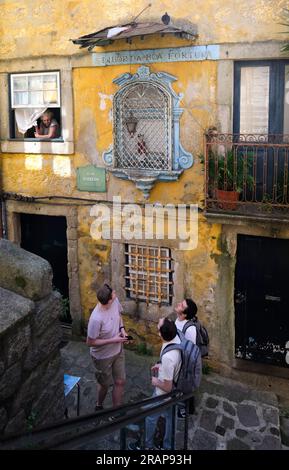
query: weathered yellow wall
[
  {"left": 0, "top": 0, "right": 288, "bottom": 60},
  {"left": 1, "top": 0, "right": 287, "bottom": 362},
  {"left": 1, "top": 60, "right": 218, "bottom": 205},
  {"left": 1, "top": 55, "right": 220, "bottom": 330}
]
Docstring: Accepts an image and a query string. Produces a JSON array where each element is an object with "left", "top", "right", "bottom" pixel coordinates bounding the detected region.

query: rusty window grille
[
  {"left": 125, "top": 244, "right": 173, "bottom": 305},
  {"left": 114, "top": 82, "right": 171, "bottom": 171}
]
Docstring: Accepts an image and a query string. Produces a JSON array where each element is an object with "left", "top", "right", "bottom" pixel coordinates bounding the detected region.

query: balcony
[{"left": 204, "top": 133, "right": 289, "bottom": 221}]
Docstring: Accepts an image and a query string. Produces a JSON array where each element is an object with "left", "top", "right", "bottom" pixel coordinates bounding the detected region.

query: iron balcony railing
[
  {"left": 0, "top": 390, "right": 192, "bottom": 451},
  {"left": 204, "top": 133, "right": 289, "bottom": 218}
]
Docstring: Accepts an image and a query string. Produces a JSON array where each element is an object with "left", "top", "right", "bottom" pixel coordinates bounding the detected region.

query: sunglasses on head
[{"left": 104, "top": 284, "right": 112, "bottom": 293}]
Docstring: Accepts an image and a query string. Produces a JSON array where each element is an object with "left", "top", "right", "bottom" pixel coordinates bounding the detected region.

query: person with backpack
[
  {"left": 175, "top": 298, "right": 197, "bottom": 344},
  {"left": 175, "top": 298, "right": 209, "bottom": 358},
  {"left": 174, "top": 298, "right": 208, "bottom": 417},
  {"left": 128, "top": 317, "right": 182, "bottom": 450}
]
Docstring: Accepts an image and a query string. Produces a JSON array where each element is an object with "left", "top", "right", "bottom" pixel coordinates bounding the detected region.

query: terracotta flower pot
[{"left": 216, "top": 189, "right": 240, "bottom": 210}]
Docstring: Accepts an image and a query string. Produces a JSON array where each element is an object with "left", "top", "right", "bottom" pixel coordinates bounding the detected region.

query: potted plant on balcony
[{"left": 208, "top": 149, "right": 254, "bottom": 210}]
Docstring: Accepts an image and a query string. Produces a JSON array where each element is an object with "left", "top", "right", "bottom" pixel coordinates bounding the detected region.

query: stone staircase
[{"left": 61, "top": 341, "right": 289, "bottom": 450}]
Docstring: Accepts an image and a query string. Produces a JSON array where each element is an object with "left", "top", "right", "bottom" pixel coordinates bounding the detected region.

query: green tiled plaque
[{"left": 77, "top": 165, "right": 106, "bottom": 192}]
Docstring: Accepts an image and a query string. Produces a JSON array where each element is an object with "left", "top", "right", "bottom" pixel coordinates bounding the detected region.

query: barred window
[
  {"left": 125, "top": 244, "right": 173, "bottom": 305},
  {"left": 114, "top": 82, "right": 171, "bottom": 171}
]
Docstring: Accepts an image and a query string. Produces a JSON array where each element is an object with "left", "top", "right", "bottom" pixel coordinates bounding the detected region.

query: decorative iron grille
[
  {"left": 114, "top": 83, "right": 171, "bottom": 171},
  {"left": 125, "top": 244, "right": 173, "bottom": 305}
]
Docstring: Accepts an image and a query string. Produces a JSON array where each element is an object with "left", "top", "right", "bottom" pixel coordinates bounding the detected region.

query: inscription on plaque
[{"left": 77, "top": 165, "right": 106, "bottom": 192}]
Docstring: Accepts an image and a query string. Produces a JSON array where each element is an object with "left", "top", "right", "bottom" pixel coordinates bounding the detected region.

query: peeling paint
[{"left": 98, "top": 93, "right": 113, "bottom": 111}]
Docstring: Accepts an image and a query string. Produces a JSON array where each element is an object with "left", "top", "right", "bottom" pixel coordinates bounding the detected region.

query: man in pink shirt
[{"left": 86, "top": 284, "right": 128, "bottom": 410}]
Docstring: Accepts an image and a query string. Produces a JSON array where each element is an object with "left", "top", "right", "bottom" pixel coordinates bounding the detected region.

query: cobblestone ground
[
  {"left": 190, "top": 375, "right": 282, "bottom": 450},
  {"left": 61, "top": 340, "right": 285, "bottom": 450}
]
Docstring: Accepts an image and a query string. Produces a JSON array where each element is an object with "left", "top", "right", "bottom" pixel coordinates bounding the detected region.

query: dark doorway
[
  {"left": 20, "top": 214, "right": 70, "bottom": 316},
  {"left": 235, "top": 234, "right": 289, "bottom": 367}
]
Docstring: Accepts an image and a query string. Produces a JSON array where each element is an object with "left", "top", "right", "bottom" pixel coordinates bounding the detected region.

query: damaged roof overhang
[{"left": 71, "top": 21, "right": 198, "bottom": 51}]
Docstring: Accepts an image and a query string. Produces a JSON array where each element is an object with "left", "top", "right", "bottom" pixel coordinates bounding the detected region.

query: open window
[{"left": 9, "top": 71, "right": 61, "bottom": 140}]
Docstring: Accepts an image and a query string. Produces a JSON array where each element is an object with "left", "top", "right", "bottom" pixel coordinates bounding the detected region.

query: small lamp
[{"left": 125, "top": 111, "right": 138, "bottom": 137}]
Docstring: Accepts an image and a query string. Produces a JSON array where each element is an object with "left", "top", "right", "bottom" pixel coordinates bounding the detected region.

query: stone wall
[{"left": 0, "top": 239, "right": 65, "bottom": 435}]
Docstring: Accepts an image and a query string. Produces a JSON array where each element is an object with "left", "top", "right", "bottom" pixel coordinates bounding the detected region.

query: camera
[{"left": 125, "top": 335, "right": 134, "bottom": 341}]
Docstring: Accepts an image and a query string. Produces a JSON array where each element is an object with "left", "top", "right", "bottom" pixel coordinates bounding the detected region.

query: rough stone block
[
  {"left": 24, "top": 322, "right": 62, "bottom": 371},
  {"left": 0, "top": 362, "right": 5, "bottom": 377},
  {"left": 223, "top": 400, "right": 236, "bottom": 416},
  {"left": 236, "top": 428, "right": 248, "bottom": 438},
  {"left": 215, "top": 425, "right": 226, "bottom": 436},
  {"left": 0, "top": 240, "right": 52, "bottom": 300},
  {"left": 6, "top": 323, "right": 31, "bottom": 367},
  {"left": 256, "top": 435, "right": 282, "bottom": 450},
  {"left": 0, "top": 407, "right": 8, "bottom": 432},
  {"left": 0, "top": 362, "right": 21, "bottom": 401},
  {"left": 263, "top": 406, "right": 279, "bottom": 426},
  {"left": 4, "top": 409, "right": 27, "bottom": 435},
  {"left": 220, "top": 415, "right": 234, "bottom": 430},
  {"left": 33, "top": 291, "right": 62, "bottom": 337},
  {"left": 200, "top": 410, "right": 218, "bottom": 432},
  {"left": 206, "top": 397, "right": 219, "bottom": 409},
  {"left": 270, "top": 426, "right": 280, "bottom": 437},
  {"left": 227, "top": 438, "right": 250, "bottom": 450},
  {"left": 0, "top": 287, "right": 34, "bottom": 337},
  {"left": 236, "top": 404, "right": 260, "bottom": 427},
  {"left": 280, "top": 416, "right": 289, "bottom": 446},
  {"left": 32, "top": 370, "right": 65, "bottom": 425},
  {"left": 11, "top": 354, "right": 63, "bottom": 417},
  {"left": 190, "top": 429, "right": 217, "bottom": 450}
]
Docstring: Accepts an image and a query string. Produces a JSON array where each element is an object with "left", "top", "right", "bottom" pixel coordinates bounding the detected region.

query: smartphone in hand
[{"left": 125, "top": 335, "right": 134, "bottom": 341}]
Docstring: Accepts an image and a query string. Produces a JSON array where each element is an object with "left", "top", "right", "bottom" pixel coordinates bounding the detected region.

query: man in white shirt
[{"left": 129, "top": 317, "right": 182, "bottom": 450}]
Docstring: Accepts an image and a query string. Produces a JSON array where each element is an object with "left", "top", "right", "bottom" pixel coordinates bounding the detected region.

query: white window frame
[
  {"left": 0, "top": 63, "right": 74, "bottom": 155},
  {"left": 10, "top": 71, "right": 61, "bottom": 109},
  {"left": 126, "top": 244, "right": 172, "bottom": 304}
]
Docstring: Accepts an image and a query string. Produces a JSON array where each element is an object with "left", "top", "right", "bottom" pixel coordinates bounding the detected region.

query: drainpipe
[
  {"left": 1, "top": 197, "right": 8, "bottom": 239},
  {"left": 0, "top": 162, "right": 7, "bottom": 239},
  {"left": 0, "top": 200, "right": 2, "bottom": 238}
]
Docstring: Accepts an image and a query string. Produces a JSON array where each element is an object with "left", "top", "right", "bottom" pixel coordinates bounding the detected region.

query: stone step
[
  {"left": 280, "top": 416, "right": 289, "bottom": 447},
  {"left": 188, "top": 373, "right": 282, "bottom": 450}
]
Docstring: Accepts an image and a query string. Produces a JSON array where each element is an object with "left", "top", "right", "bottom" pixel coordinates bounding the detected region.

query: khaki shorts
[{"left": 91, "top": 350, "right": 126, "bottom": 387}]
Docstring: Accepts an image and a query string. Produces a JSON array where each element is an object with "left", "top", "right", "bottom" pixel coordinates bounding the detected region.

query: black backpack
[
  {"left": 182, "top": 318, "right": 209, "bottom": 357},
  {"left": 160, "top": 331, "right": 202, "bottom": 394}
]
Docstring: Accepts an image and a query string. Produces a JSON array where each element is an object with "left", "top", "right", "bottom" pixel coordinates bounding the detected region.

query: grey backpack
[
  {"left": 183, "top": 318, "right": 209, "bottom": 357},
  {"left": 160, "top": 331, "right": 202, "bottom": 394}
]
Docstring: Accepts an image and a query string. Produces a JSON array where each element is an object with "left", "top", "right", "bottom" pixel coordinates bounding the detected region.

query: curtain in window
[
  {"left": 15, "top": 107, "right": 47, "bottom": 134},
  {"left": 240, "top": 67, "right": 269, "bottom": 134}
]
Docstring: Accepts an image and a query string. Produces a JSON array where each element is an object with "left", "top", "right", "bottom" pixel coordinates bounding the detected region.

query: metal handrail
[{"left": 0, "top": 390, "right": 193, "bottom": 450}]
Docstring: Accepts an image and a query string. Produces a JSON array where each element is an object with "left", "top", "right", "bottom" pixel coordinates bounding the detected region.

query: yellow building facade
[{"left": 1, "top": 1, "right": 289, "bottom": 398}]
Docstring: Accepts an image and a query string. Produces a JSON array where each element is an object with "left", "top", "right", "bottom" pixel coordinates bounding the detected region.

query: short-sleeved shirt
[
  {"left": 87, "top": 297, "right": 123, "bottom": 360},
  {"left": 156, "top": 335, "right": 182, "bottom": 396},
  {"left": 39, "top": 118, "right": 60, "bottom": 137},
  {"left": 175, "top": 318, "right": 197, "bottom": 344}
]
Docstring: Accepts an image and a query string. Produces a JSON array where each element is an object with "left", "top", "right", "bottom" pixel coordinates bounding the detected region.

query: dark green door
[{"left": 235, "top": 234, "right": 289, "bottom": 367}]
